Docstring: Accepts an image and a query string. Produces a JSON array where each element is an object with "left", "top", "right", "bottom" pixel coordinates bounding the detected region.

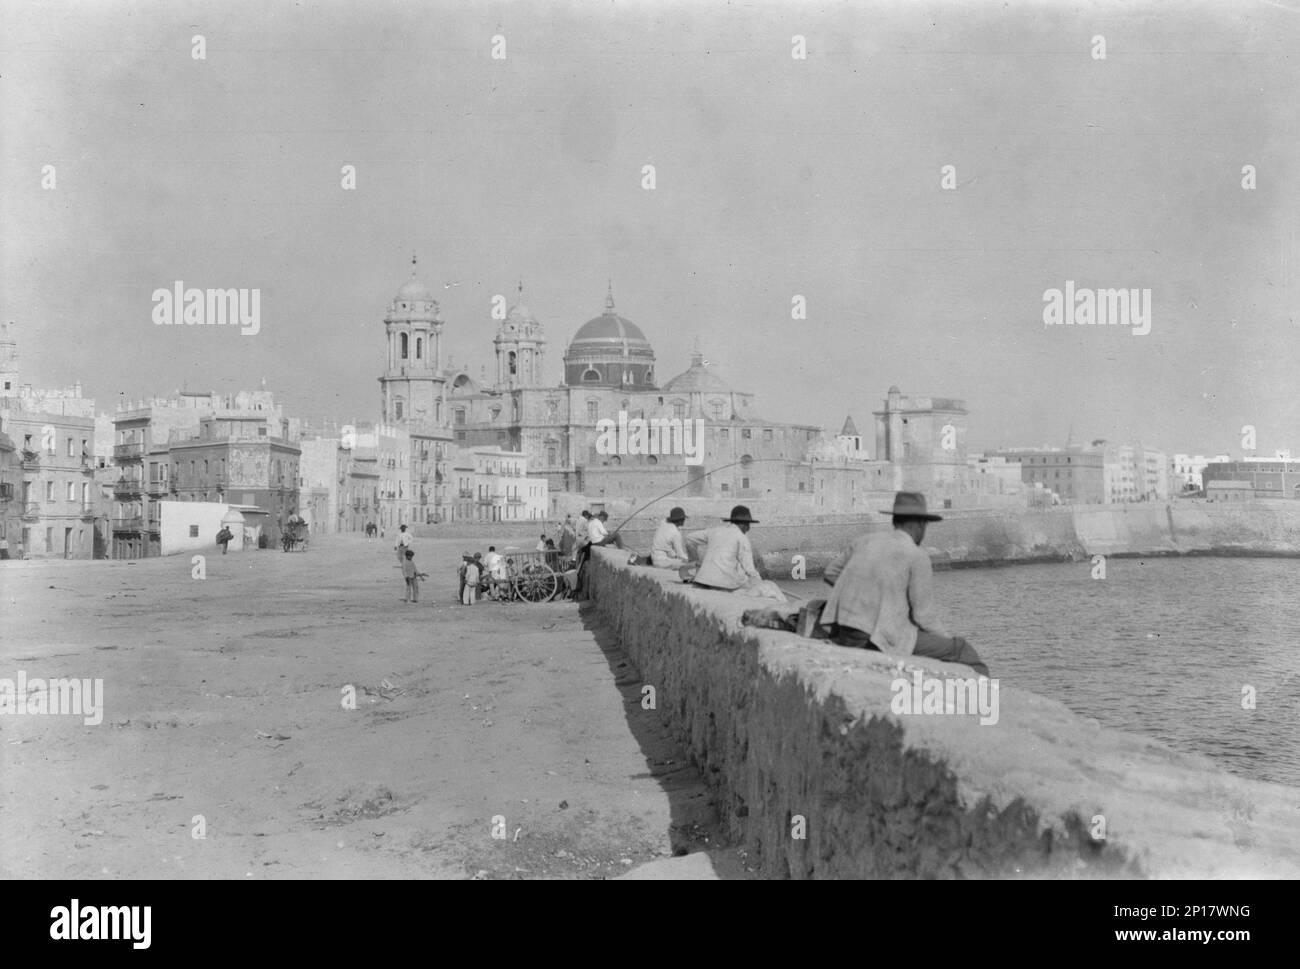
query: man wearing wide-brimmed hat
[
  {"left": 651, "top": 506, "right": 692, "bottom": 568},
  {"left": 686, "top": 505, "right": 762, "bottom": 591},
  {"left": 820, "top": 492, "right": 988, "bottom": 676}
]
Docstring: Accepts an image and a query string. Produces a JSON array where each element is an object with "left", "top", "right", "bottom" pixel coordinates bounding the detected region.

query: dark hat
[
  {"left": 882, "top": 491, "right": 943, "bottom": 521},
  {"left": 668, "top": 506, "right": 687, "bottom": 523},
  {"left": 724, "top": 505, "right": 758, "bottom": 524}
]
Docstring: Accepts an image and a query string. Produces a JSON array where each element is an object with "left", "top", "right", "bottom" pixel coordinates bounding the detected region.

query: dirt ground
[{"left": 0, "top": 534, "right": 752, "bottom": 879}]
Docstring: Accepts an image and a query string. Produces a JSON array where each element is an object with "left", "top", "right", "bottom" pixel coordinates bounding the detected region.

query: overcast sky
[{"left": 2, "top": 0, "right": 1297, "bottom": 456}]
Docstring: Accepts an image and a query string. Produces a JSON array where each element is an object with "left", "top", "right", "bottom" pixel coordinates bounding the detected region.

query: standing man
[
  {"left": 686, "top": 505, "right": 762, "bottom": 591},
  {"left": 394, "top": 523, "right": 412, "bottom": 566},
  {"left": 557, "top": 514, "right": 576, "bottom": 563},
  {"left": 820, "top": 492, "right": 988, "bottom": 676},
  {"left": 651, "top": 507, "right": 691, "bottom": 568}
]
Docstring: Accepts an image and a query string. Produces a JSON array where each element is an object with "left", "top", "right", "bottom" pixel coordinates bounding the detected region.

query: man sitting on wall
[
  {"left": 686, "top": 505, "right": 763, "bottom": 591},
  {"left": 820, "top": 491, "right": 989, "bottom": 677},
  {"left": 650, "top": 507, "right": 691, "bottom": 568}
]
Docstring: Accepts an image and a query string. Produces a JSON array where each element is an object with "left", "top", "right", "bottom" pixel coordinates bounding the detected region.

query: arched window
[
  {"left": 582, "top": 369, "right": 601, "bottom": 382},
  {"left": 508, "top": 351, "right": 517, "bottom": 376},
  {"left": 400, "top": 333, "right": 409, "bottom": 359},
  {"left": 416, "top": 337, "right": 423, "bottom": 360}
]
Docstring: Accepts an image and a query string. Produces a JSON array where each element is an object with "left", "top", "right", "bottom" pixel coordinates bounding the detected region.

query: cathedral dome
[
  {"left": 663, "top": 350, "right": 729, "bottom": 394},
  {"left": 562, "top": 285, "right": 656, "bottom": 388}
]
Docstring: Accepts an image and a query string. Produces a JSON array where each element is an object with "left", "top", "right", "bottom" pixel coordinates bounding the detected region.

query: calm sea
[{"left": 785, "top": 557, "right": 1300, "bottom": 788}]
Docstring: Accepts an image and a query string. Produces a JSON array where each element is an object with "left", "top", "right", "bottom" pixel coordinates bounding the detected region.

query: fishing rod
[{"left": 609, "top": 456, "right": 795, "bottom": 535}]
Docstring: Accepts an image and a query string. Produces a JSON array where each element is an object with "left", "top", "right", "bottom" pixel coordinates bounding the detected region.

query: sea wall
[
  {"left": 614, "top": 500, "right": 1300, "bottom": 576},
  {"left": 587, "top": 547, "right": 1300, "bottom": 878}
]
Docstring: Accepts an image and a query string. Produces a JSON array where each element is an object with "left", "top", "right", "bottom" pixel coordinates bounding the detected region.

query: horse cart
[
  {"left": 281, "top": 516, "right": 309, "bottom": 552},
  {"left": 495, "top": 547, "right": 565, "bottom": 603}
]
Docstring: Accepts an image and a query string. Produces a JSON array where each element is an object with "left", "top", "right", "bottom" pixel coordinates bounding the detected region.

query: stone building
[
  {"left": 167, "top": 413, "right": 301, "bottom": 547},
  {"left": 445, "top": 446, "right": 549, "bottom": 522},
  {"left": 986, "top": 446, "right": 1105, "bottom": 505},
  {"left": 109, "top": 389, "right": 294, "bottom": 557}
]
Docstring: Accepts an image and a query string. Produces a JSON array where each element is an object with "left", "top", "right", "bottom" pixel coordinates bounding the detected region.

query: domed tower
[
  {"left": 494, "top": 280, "right": 546, "bottom": 388},
  {"left": 378, "top": 255, "right": 446, "bottom": 425},
  {"left": 562, "top": 283, "right": 656, "bottom": 388}
]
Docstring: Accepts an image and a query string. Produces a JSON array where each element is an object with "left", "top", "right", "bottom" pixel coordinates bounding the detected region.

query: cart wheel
[{"left": 515, "top": 564, "right": 558, "bottom": 603}]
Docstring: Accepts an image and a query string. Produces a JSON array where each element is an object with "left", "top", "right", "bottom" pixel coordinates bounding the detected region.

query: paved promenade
[{"left": 0, "top": 535, "right": 745, "bottom": 879}]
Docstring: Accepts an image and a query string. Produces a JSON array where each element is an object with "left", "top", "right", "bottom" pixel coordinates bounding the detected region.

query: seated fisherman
[
  {"left": 686, "top": 505, "right": 762, "bottom": 591},
  {"left": 650, "top": 507, "right": 691, "bottom": 568},
  {"left": 820, "top": 492, "right": 989, "bottom": 677}
]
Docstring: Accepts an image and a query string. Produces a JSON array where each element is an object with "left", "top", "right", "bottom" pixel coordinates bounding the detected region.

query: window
[
  {"left": 721, "top": 483, "right": 730, "bottom": 492},
  {"left": 587, "top": 400, "right": 599, "bottom": 421},
  {"left": 189, "top": 525, "right": 199, "bottom": 538},
  {"left": 720, "top": 428, "right": 729, "bottom": 440},
  {"left": 742, "top": 429, "right": 752, "bottom": 439},
  {"left": 741, "top": 477, "right": 750, "bottom": 489},
  {"left": 416, "top": 337, "right": 423, "bottom": 360},
  {"left": 66, "top": 481, "right": 75, "bottom": 500},
  {"left": 395, "top": 400, "right": 404, "bottom": 420},
  {"left": 508, "top": 351, "right": 517, "bottom": 375},
  {"left": 46, "top": 481, "right": 54, "bottom": 501},
  {"left": 67, "top": 437, "right": 74, "bottom": 457},
  {"left": 710, "top": 399, "right": 725, "bottom": 420},
  {"left": 763, "top": 429, "right": 773, "bottom": 442},
  {"left": 454, "top": 409, "right": 466, "bottom": 426},
  {"left": 400, "top": 333, "right": 409, "bottom": 359},
  {"left": 672, "top": 400, "right": 686, "bottom": 418}
]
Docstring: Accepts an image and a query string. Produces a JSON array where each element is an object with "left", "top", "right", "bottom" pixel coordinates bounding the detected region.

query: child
[
  {"left": 402, "top": 549, "right": 426, "bottom": 603},
  {"left": 462, "top": 556, "right": 480, "bottom": 605}
]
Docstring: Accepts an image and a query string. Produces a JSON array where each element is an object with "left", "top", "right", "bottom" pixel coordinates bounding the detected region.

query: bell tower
[
  {"left": 493, "top": 279, "right": 546, "bottom": 388},
  {"left": 378, "top": 255, "right": 446, "bottom": 426}
]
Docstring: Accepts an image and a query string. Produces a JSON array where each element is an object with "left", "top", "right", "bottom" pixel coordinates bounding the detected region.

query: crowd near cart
[{"left": 281, "top": 515, "right": 309, "bottom": 552}]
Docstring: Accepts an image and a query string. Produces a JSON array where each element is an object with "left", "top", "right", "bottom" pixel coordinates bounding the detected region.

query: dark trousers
[{"left": 828, "top": 624, "right": 989, "bottom": 677}]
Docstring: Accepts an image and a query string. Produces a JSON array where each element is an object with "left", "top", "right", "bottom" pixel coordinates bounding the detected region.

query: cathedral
[{"left": 375, "top": 259, "right": 823, "bottom": 517}]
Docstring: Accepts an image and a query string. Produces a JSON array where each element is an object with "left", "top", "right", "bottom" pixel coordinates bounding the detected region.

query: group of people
[
  {"left": 391, "top": 492, "right": 987, "bottom": 678},
  {"left": 641, "top": 493, "right": 988, "bottom": 677}
]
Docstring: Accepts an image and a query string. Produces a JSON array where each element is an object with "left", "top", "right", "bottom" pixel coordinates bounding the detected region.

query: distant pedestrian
[
  {"left": 394, "top": 524, "right": 412, "bottom": 566},
  {"left": 462, "top": 557, "right": 480, "bottom": 605},
  {"left": 536, "top": 533, "right": 548, "bottom": 552},
  {"left": 402, "top": 549, "right": 425, "bottom": 603},
  {"left": 216, "top": 526, "right": 233, "bottom": 555},
  {"left": 457, "top": 554, "right": 470, "bottom": 602}
]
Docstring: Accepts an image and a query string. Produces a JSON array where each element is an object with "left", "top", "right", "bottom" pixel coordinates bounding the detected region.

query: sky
[{"left": 2, "top": 0, "right": 1298, "bottom": 456}]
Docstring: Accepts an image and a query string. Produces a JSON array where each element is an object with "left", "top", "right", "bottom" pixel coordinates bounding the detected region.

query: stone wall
[{"left": 586, "top": 547, "right": 1300, "bottom": 878}]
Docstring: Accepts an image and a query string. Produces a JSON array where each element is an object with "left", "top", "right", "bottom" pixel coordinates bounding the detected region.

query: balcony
[
  {"left": 22, "top": 502, "right": 41, "bottom": 521},
  {"left": 20, "top": 450, "right": 40, "bottom": 471},
  {"left": 113, "top": 479, "right": 143, "bottom": 498},
  {"left": 114, "top": 443, "right": 144, "bottom": 461},
  {"left": 111, "top": 516, "right": 144, "bottom": 531},
  {"left": 80, "top": 458, "right": 96, "bottom": 475},
  {"left": 458, "top": 488, "right": 473, "bottom": 498}
]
